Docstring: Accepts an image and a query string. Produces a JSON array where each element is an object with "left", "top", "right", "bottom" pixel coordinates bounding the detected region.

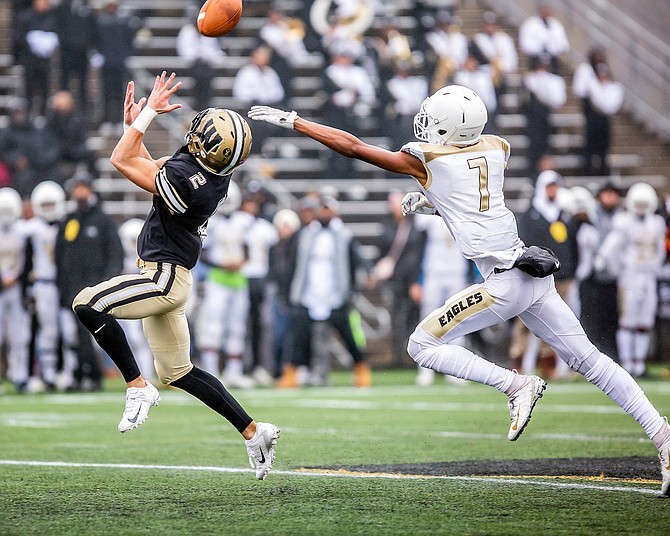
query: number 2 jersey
[
  {"left": 402, "top": 135, "right": 525, "bottom": 279},
  {"left": 138, "top": 146, "right": 232, "bottom": 270}
]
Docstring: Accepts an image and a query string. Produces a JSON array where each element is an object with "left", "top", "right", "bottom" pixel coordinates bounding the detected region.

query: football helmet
[
  {"left": 625, "top": 182, "right": 658, "bottom": 216},
  {"left": 31, "top": 180, "right": 66, "bottom": 223},
  {"left": 185, "top": 108, "right": 252, "bottom": 176},
  {"left": 413, "top": 85, "right": 488, "bottom": 146},
  {"left": 272, "top": 208, "right": 300, "bottom": 233},
  {"left": 0, "top": 187, "right": 22, "bottom": 227},
  {"left": 570, "top": 186, "right": 596, "bottom": 220},
  {"left": 217, "top": 180, "right": 242, "bottom": 215},
  {"left": 118, "top": 218, "right": 145, "bottom": 258}
]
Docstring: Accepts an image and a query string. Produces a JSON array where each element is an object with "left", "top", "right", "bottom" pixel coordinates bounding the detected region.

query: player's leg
[
  {"left": 195, "top": 280, "right": 227, "bottom": 376},
  {"left": 632, "top": 276, "right": 658, "bottom": 377},
  {"left": 149, "top": 304, "right": 279, "bottom": 480},
  {"left": 6, "top": 286, "right": 30, "bottom": 392},
  {"left": 33, "top": 282, "right": 61, "bottom": 387},
  {"left": 221, "top": 286, "right": 255, "bottom": 388},
  {"left": 519, "top": 276, "right": 670, "bottom": 472},
  {"left": 329, "top": 304, "right": 371, "bottom": 387}
]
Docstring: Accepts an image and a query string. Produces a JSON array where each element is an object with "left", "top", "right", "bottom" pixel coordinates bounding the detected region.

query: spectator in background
[
  {"left": 369, "top": 191, "right": 426, "bottom": 366},
  {"left": 13, "top": 0, "right": 60, "bottom": 117},
  {"left": 56, "top": 0, "right": 95, "bottom": 113},
  {"left": 267, "top": 207, "right": 302, "bottom": 377},
  {"left": 511, "top": 170, "right": 578, "bottom": 378},
  {"left": 0, "top": 98, "right": 59, "bottom": 197},
  {"left": 578, "top": 182, "right": 622, "bottom": 360},
  {"left": 384, "top": 62, "right": 429, "bottom": 150},
  {"left": 595, "top": 183, "right": 665, "bottom": 378},
  {"left": 425, "top": 11, "right": 469, "bottom": 92},
  {"left": 233, "top": 45, "right": 286, "bottom": 154},
  {"left": 453, "top": 55, "right": 498, "bottom": 132},
  {"left": 55, "top": 174, "right": 124, "bottom": 391},
  {"left": 522, "top": 54, "right": 566, "bottom": 179},
  {"left": 572, "top": 49, "right": 625, "bottom": 176},
  {"left": 176, "top": 5, "right": 225, "bottom": 111},
  {"left": 471, "top": 11, "right": 518, "bottom": 97},
  {"left": 412, "top": 212, "right": 474, "bottom": 386},
  {"left": 277, "top": 195, "right": 372, "bottom": 388},
  {"left": 45, "top": 90, "right": 96, "bottom": 180},
  {"left": 322, "top": 49, "right": 376, "bottom": 178},
  {"left": 518, "top": 1, "right": 569, "bottom": 74},
  {"left": 259, "top": 5, "right": 310, "bottom": 92},
  {"left": 94, "top": 1, "right": 140, "bottom": 128}
]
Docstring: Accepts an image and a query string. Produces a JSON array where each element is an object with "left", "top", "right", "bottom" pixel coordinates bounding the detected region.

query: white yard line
[{"left": 0, "top": 459, "right": 660, "bottom": 496}]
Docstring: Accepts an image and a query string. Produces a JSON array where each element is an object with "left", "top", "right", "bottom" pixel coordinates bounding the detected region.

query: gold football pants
[{"left": 72, "top": 260, "right": 194, "bottom": 384}]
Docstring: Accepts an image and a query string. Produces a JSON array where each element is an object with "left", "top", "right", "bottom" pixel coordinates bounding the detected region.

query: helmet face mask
[
  {"left": 185, "top": 108, "right": 253, "bottom": 175},
  {"left": 413, "top": 85, "right": 488, "bottom": 146}
]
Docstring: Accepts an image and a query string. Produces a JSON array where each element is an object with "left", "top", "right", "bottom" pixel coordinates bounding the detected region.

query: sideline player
[
  {"left": 248, "top": 85, "right": 670, "bottom": 494},
  {"left": 72, "top": 72, "right": 279, "bottom": 480}
]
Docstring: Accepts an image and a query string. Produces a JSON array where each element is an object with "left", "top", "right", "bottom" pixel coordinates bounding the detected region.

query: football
[{"left": 197, "top": 0, "right": 243, "bottom": 37}]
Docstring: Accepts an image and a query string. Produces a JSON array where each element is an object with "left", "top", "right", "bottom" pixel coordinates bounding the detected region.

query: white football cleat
[
  {"left": 658, "top": 420, "right": 670, "bottom": 497},
  {"left": 245, "top": 422, "right": 280, "bottom": 480},
  {"left": 507, "top": 374, "right": 547, "bottom": 441},
  {"left": 118, "top": 381, "right": 160, "bottom": 433}
]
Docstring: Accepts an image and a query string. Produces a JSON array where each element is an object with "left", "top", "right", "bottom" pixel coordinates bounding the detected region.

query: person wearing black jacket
[{"left": 55, "top": 174, "right": 123, "bottom": 390}]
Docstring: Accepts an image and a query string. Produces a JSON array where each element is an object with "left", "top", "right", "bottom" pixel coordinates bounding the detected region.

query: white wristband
[
  {"left": 123, "top": 122, "right": 129, "bottom": 132},
  {"left": 131, "top": 106, "right": 158, "bottom": 134}
]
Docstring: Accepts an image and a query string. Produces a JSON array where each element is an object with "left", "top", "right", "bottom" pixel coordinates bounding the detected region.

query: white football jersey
[
  {"left": 24, "top": 217, "right": 58, "bottom": 281},
  {"left": 203, "top": 212, "right": 247, "bottom": 268},
  {"left": 403, "top": 135, "right": 525, "bottom": 278},
  {"left": 0, "top": 222, "right": 27, "bottom": 282}
]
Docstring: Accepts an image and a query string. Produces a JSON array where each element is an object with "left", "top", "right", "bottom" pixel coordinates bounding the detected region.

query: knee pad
[{"left": 74, "top": 304, "right": 109, "bottom": 333}]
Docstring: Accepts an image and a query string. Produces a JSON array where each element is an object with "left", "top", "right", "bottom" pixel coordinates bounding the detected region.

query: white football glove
[
  {"left": 401, "top": 192, "right": 437, "bottom": 216},
  {"left": 248, "top": 105, "right": 298, "bottom": 129}
]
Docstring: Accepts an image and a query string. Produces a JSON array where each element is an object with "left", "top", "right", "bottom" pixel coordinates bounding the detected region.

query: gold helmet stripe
[{"left": 218, "top": 110, "right": 245, "bottom": 175}]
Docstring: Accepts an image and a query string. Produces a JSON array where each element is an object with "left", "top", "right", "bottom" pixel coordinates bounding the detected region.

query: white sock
[
  {"left": 579, "top": 350, "right": 666, "bottom": 439},
  {"left": 633, "top": 331, "right": 651, "bottom": 362},
  {"left": 616, "top": 328, "right": 634, "bottom": 372}
]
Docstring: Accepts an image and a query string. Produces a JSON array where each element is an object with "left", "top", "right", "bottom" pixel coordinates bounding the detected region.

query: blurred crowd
[{"left": 1, "top": 0, "right": 668, "bottom": 392}]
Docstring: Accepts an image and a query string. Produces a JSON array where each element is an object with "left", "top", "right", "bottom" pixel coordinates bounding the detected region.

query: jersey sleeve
[
  {"left": 155, "top": 162, "right": 192, "bottom": 215},
  {"left": 401, "top": 142, "right": 428, "bottom": 163}
]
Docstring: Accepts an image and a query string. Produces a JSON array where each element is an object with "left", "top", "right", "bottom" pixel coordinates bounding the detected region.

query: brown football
[{"left": 197, "top": 0, "right": 242, "bottom": 37}]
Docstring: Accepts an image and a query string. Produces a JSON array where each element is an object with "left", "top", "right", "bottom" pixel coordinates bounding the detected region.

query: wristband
[
  {"left": 131, "top": 106, "right": 158, "bottom": 134},
  {"left": 123, "top": 122, "right": 129, "bottom": 132}
]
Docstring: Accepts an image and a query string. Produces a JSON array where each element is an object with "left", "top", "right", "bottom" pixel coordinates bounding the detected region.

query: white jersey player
[
  {"left": 248, "top": 84, "right": 670, "bottom": 495},
  {"left": 0, "top": 187, "right": 30, "bottom": 392},
  {"left": 118, "top": 218, "right": 155, "bottom": 381},
  {"left": 22, "top": 181, "right": 67, "bottom": 390},
  {"left": 195, "top": 182, "right": 255, "bottom": 388},
  {"left": 595, "top": 182, "right": 666, "bottom": 378}
]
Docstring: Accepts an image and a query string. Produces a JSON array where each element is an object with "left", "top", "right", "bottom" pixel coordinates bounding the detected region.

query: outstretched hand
[
  {"left": 248, "top": 105, "right": 298, "bottom": 129},
  {"left": 146, "top": 71, "right": 182, "bottom": 114},
  {"left": 124, "top": 81, "right": 146, "bottom": 127}
]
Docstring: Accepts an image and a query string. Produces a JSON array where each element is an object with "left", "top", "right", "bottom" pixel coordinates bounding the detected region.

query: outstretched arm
[
  {"left": 110, "top": 72, "right": 182, "bottom": 194},
  {"left": 248, "top": 106, "right": 427, "bottom": 182}
]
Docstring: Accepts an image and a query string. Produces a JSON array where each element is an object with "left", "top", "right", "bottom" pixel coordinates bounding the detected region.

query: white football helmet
[
  {"left": 217, "top": 181, "right": 242, "bottom": 216},
  {"left": 0, "top": 187, "right": 23, "bottom": 227},
  {"left": 625, "top": 182, "right": 658, "bottom": 216},
  {"left": 570, "top": 186, "right": 596, "bottom": 220},
  {"left": 118, "top": 218, "right": 144, "bottom": 258},
  {"left": 31, "top": 181, "right": 66, "bottom": 223},
  {"left": 413, "top": 85, "right": 488, "bottom": 145},
  {"left": 272, "top": 208, "right": 301, "bottom": 233}
]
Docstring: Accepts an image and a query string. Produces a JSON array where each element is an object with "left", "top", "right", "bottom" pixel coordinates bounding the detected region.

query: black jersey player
[{"left": 73, "top": 72, "right": 279, "bottom": 480}]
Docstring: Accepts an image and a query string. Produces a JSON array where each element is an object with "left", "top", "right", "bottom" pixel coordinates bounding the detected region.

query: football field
[{"left": 1, "top": 370, "right": 669, "bottom": 535}]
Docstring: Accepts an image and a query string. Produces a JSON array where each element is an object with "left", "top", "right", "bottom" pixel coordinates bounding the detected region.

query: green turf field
[{"left": 1, "top": 369, "right": 669, "bottom": 535}]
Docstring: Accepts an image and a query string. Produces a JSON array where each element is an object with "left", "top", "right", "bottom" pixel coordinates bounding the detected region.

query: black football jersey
[{"left": 137, "top": 146, "right": 231, "bottom": 269}]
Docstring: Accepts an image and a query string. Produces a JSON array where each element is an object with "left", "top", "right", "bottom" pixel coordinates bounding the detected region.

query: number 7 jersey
[{"left": 402, "top": 135, "right": 525, "bottom": 279}]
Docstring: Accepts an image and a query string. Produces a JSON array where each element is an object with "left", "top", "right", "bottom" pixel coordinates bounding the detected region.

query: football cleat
[
  {"left": 245, "top": 422, "right": 280, "bottom": 480},
  {"left": 658, "top": 418, "right": 670, "bottom": 497},
  {"left": 118, "top": 381, "right": 160, "bottom": 433},
  {"left": 507, "top": 374, "right": 547, "bottom": 441}
]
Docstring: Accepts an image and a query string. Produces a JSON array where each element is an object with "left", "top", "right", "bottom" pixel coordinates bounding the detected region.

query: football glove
[
  {"left": 248, "top": 106, "right": 298, "bottom": 129},
  {"left": 401, "top": 192, "right": 437, "bottom": 216}
]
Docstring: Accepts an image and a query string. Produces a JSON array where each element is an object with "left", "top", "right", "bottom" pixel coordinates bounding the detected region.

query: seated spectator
[
  {"left": 572, "top": 48, "right": 624, "bottom": 176},
  {"left": 470, "top": 11, "right": 518, "bottom": 94},
  {"left": 518, "top": 1, "right": 569, "bottom": 74},
  {"left": 45, "top": 90, "right": 96, "bottom": 180},
  {"left": 0, "top": 98, "right": 59, "bottom": 196}
]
